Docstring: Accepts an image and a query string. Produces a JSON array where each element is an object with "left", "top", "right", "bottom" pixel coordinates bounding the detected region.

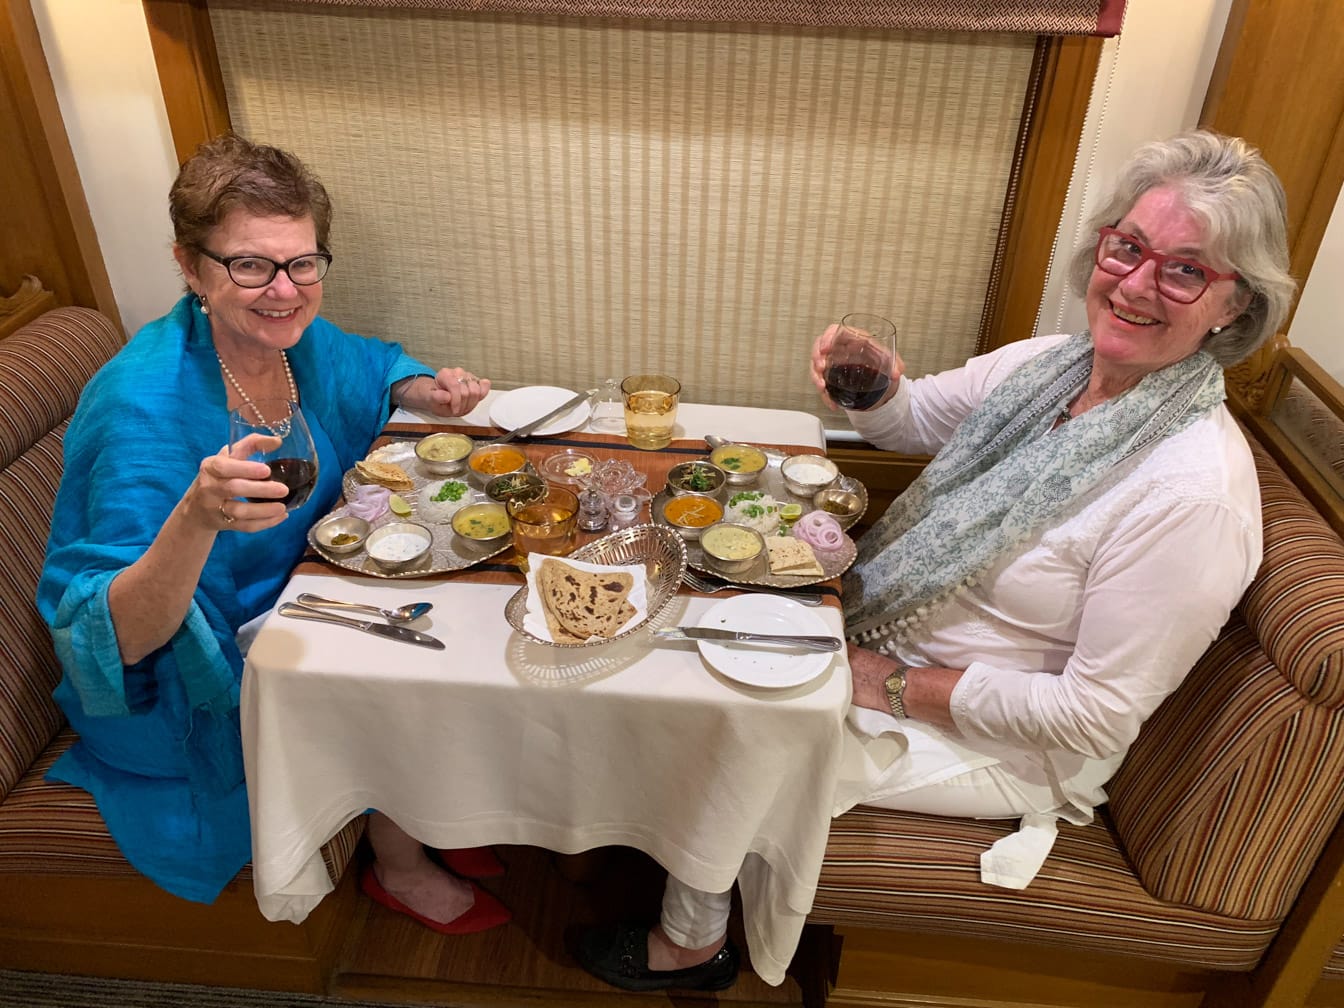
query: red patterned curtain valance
[{"left": 274, "top": 0, "right": 1126, "bottom": 36}]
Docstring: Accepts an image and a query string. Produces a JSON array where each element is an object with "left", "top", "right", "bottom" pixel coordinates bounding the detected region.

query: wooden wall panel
[
  {"left": 0, "top": 0, "right": 116, "bottom": 325},
  {"left": 1201, "top": 0, "right": 1344, "bottom": 325}
]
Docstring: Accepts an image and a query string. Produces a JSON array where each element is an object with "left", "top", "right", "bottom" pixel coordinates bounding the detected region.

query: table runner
[{"left": 293, "top": 422, "right": 843, "bottom": 606}]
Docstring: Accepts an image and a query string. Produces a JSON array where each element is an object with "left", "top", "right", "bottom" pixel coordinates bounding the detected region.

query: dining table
[{"left": 240, "top": 391, "right": 853, "bottom": 986}]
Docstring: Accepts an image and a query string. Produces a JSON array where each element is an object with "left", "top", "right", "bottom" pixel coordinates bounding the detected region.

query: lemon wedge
[
  {"left": 779, "top": 503, "right": 804, "bottom": 527},
  {"left": 389, "top": 494, "right": 413, "bottom": 517}
]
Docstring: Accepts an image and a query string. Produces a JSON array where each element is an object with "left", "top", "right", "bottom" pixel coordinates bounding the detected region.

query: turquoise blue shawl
[{"left": 37, "top": 294, "right": 428, "bottom": 900}]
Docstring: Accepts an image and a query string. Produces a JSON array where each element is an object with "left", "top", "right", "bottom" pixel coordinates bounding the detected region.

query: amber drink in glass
[
  {"left": 621, "top": 374, "right": 681, "bottom": 450},
  {"left": 506, "top": 484, "right": 579, "bottom": 572}
]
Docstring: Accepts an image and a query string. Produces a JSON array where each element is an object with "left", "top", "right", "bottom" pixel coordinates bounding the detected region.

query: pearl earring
[
  {"left": 1209, "top": 326, "right": 1223, "bottom": 335},
  {"left": 199, "top": 294, "right": 210, "bottom": 316}
]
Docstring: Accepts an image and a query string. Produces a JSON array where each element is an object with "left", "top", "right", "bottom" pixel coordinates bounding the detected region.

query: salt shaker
[
  {"left": 607, "top": 493, "right": 641, "bottom": 530},
  {"left": 577, "top": 486, "right": 608, "bottom": 532}
]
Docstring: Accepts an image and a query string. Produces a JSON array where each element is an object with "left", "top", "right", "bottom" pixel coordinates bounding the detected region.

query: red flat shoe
[
  {"left": 434, "top": 846, "right": 505, "bottom": 879},
  {"left": 360, "top": 864, "right": 511, "bottom": 935}
]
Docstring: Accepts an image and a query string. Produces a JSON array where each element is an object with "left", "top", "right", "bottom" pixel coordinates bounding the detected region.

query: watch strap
[{"left": 884, "top": 663, "right": 911, "bottom": 719}]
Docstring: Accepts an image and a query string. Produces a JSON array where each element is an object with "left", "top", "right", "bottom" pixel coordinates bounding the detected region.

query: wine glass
[
  {"left": 227, "top": 399, "right": 319, "bottom": 510},
  {"left": 822, "top": 313, "right": 898, "bottom": 410}
]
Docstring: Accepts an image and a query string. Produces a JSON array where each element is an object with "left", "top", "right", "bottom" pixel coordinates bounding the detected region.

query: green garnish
[
  {"left": 720, "top": 455, "right": 743, "bottom": 471},
  {"left": 432, "top": 480, "right": 468, "bottom": 503},
  {"left": 729, "top": 491, "right": 763, "bottom": 507},
  {"left": 686, "top": 468, "right": 715, "bottom": 491}
]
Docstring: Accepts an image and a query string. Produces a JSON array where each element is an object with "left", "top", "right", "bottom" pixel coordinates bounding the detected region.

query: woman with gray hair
[{"left": 577, "top": 129, "right": 1295, "bottom": 993}]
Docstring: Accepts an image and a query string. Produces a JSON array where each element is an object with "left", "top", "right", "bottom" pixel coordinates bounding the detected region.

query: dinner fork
[{"left": 681, "top": 569, "right": 825, "bottom": 606}]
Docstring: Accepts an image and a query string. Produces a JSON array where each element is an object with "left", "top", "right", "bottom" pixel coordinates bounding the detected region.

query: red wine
[
  {"left": 248, "top": 457, "right": 317, "bottom": 508},
  {"left": 825, "top": 363, "right": 890, "bottom": 410}
]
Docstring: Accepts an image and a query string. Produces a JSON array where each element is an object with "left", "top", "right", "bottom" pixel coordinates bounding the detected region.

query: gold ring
[{"left": 220, "top": 502, "right": 235, "bottom": 525}]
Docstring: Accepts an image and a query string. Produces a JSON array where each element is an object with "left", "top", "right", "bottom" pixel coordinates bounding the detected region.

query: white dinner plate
[
  {"left": 696, "top": 594, "right": 836, "bottom": 689},
  {"left": 490, "top": 386, "right": 592, "bottom": 438}
]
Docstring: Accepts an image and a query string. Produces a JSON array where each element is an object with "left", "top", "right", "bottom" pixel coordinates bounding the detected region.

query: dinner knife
[
  {"left": 277, "top": 602, "right": 446, "bottom": 650},
  {"left": 652, "top": 627, "right": 842, "bottom": 652},
  {"left": 492, "top": 388, "right": 597, "bottom": 445}
]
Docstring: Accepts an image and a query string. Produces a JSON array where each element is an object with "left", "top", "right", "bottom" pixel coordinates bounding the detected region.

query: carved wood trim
[
  {"left": 978, "top": 33, "right": 1103, "bottom": 353},
  {"left": 142, "top": 0, "right": 232, "bottom": 165},
  {"left": 0, "top": 276, "right": 57, "bottom": 340}
]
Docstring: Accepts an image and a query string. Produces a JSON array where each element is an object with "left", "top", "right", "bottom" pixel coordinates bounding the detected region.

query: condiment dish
[
  {"left": 364, "top": 521, "right": 433, "bottom": 573},
  {"left": 665, "top": 460, "right": 726, "bottom": 498},
  {"left": 312, "top": 514, "right": 371, "bottom": 555},
  {"left": 780, "top": 454, "right": 839, "bottom": 497}
]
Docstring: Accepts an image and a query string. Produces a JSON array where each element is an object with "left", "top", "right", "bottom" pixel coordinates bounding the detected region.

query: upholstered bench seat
[
  {"left": 0, "top": 307, "right": 360, "bottom": 993},
  {"left": 0, "top": 728, "right": 363, "bottom": 884},
  {"left": 807, "top": 434, "right": 1344, "bottom": 1007},
  {"left": 812, "top": 807, "right": 1277, "bottom": 970}
]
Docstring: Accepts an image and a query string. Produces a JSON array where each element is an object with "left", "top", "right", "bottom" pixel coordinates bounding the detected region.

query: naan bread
[
  {"left": 355, "top": 459, "right": 414, "bottom": 492},
  {"left": 538, "top": 559, "right": 635, "bottom": 640}
]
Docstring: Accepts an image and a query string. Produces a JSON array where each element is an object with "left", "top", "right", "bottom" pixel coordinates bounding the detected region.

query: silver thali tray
[
  {"left": 306, "top": 442, "right": 511, "bottom": 578},
  {"left": 651, "top": 443, "right": 864, "bottom": 587}
]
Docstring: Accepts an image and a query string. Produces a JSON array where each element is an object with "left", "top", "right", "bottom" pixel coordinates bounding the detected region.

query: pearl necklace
[{"left": 217, "top": 350, "right": 298, "bottom": 424}]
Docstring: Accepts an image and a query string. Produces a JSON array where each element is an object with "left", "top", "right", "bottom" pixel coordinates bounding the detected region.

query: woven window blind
[
  {"left": 211, "top": 2, "right": 1035, "bottom": 416},
  {"left": 275, "top": 0, "right": 1125, "bottom": 36}
]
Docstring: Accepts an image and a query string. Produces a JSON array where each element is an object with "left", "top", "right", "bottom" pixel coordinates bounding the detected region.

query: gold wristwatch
[{"left": 883, "top": 664, "right": 911, "bottom": 718}]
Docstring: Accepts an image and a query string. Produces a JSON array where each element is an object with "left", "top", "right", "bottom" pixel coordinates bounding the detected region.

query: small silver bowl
[
  {"left": 467, "top": 443, "right": 532, "bottom": 487},
  {"left": 451, "top": 501, "right": 511, "bottom": 542},
  {"left": 659, "top": 492, "right": 724, "bottom": 541},
  {"left": 312, "top": 514, "right": 370, "bottom": 555},
  {"left": 485, "top": 470, "right": 546, "bottom": 505},
  {"left": 665, "top": 460, "right": 727, "bottom": 498},
  {"left": 708, "top": 443, "right": 769, "bottom": 486},
  {"left": 415, "top": 432, "right": 474, "bottom": 476},
  {"left": 813, "top": 487, "right": 864, "bottom": 524},
  {"left": 699, "top": 521, "right": 765, "bottom": 576},
  {"left": 364, "top": 521, "right": 433, "bottom": 572},
  {"left": 780, "top": 453, "right": 839, "bottom": 497}
]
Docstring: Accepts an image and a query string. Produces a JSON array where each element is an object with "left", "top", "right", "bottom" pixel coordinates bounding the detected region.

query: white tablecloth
[{"left": 241, "top": 402, "right": 848, "bottom": 985}]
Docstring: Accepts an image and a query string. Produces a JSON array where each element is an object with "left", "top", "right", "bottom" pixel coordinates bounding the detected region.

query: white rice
[
  {"left": 420, "top": 479, "right": 473, "bottom": 523},
  {"left": 723, "top": 491, "right": 784, "bottom": 535}
]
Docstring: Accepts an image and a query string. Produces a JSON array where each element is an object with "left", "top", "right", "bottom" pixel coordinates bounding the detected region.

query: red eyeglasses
[{"left": 1094, "top": 227, "right": 1240, "bottom": 304}]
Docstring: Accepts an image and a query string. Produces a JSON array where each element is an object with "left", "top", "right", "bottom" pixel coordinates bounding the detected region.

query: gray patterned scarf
[{"left": 843, "top": 333, "right": 1225, "bottom": 650}]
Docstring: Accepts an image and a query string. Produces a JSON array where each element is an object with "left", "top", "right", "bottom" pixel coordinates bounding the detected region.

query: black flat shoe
[{"left": 575, "top": 922, "right": 740, "bottom": 992}]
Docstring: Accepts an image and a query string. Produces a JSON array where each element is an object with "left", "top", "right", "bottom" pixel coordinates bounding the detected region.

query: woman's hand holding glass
[
  {"left": 811, "top": 314, "right": 904, "bottom": 412},
  {"left": 197, "top": 434, "right": 289, "bottom": 530}
]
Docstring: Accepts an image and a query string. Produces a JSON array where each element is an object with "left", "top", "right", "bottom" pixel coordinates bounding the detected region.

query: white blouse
[{"left": 847, "top": 335, "right": 1263, "bottom": 818}]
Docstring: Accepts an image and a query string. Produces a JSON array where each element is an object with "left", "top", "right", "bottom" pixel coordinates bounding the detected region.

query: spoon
[{"left": 295, "top": 593, "right": 433, "bottom": 623}]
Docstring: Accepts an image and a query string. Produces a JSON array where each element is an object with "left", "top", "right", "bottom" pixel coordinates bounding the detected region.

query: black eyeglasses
[
  {"left": 199, "top": 248, "right": 333, "bottom": 289},
  {"left": 1094, "top": 228, "right": 1238, "bottom": 305}
]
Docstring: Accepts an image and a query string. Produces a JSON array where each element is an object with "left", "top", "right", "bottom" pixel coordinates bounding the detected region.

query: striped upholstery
[
  {"left": 0, "top": 308, "right": 362, "bottom": 889},
  {"left": 0, "top": 727, "right": 364, "bottom": 885},
  {"left": 0, "top": 308, "right": 122, "bottom": 798},
  {"left": 812, "top": 435, "right": 1344, "bottom": 972}
]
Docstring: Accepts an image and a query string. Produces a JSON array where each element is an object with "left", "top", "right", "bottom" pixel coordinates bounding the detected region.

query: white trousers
[{"left": 661, "top": 713, "right": 1114, "bottom": 943}]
